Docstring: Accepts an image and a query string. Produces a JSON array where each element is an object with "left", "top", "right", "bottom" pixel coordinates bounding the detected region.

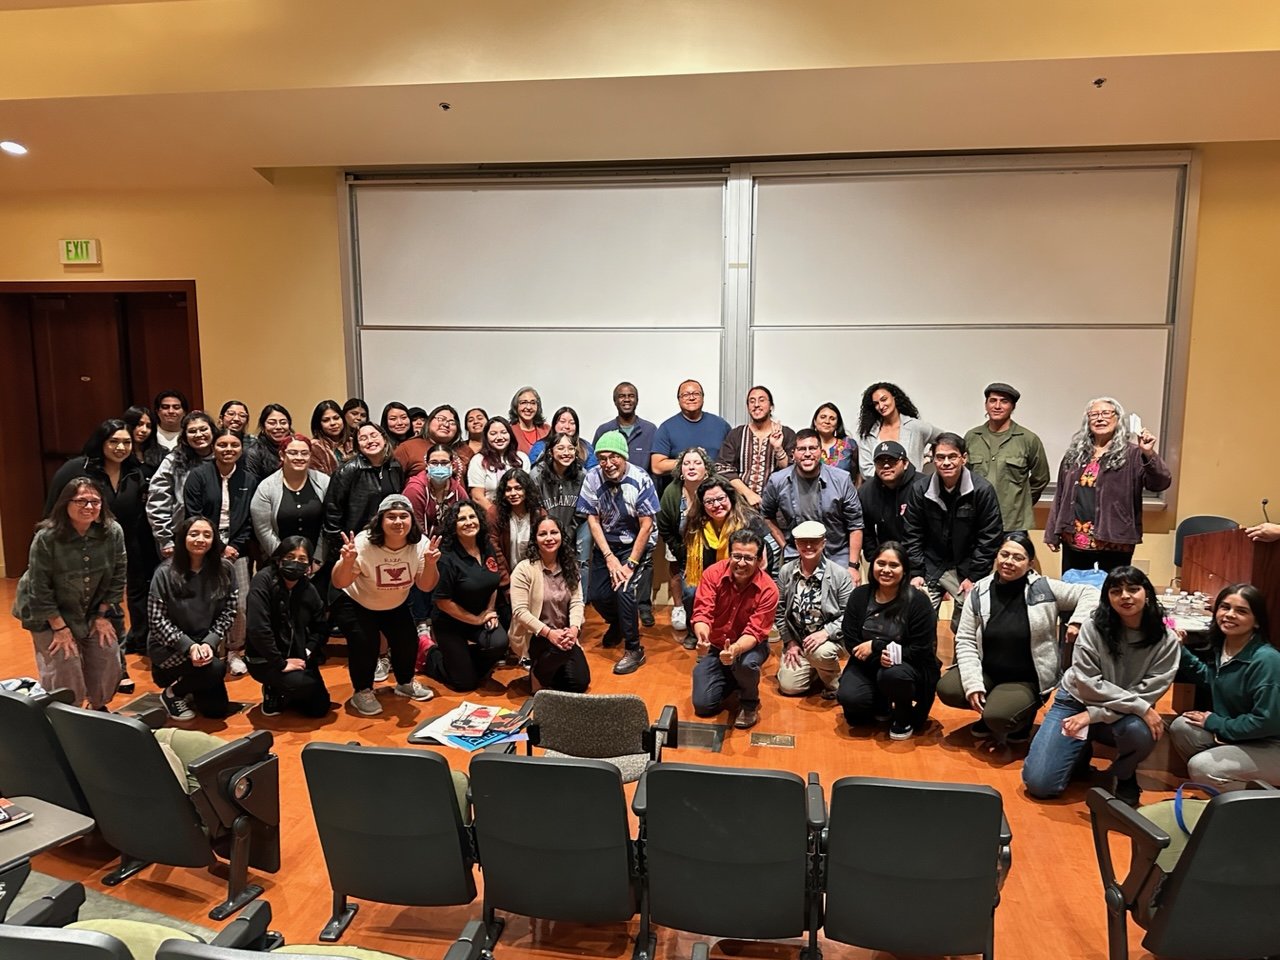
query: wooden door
[
  {"left": 0, "top": 295, "right": 47, "bottom": 574},
  {"left": 123, "top": 291, "right": 202, "bottom": 412},
  {"left": 30, "top": 294, "right": 128, "bottom": 487}
]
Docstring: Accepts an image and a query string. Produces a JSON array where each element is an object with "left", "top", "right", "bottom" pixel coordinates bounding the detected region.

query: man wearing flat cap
[
  {"left": 775, "top": 520, "right": 854, "bottom": 700},
  {"left": 963, "top": 382, "right": 1049, "bottom": 534}
]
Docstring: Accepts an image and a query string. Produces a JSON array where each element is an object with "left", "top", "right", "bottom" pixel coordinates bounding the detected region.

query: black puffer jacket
[
  {"left": 902, "top": 468, "right": 1003, "bottom": 583},
  {"left": 857, "top": 463, "right": 929, "bottom": 562}
]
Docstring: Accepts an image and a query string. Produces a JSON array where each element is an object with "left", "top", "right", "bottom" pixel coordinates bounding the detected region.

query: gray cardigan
[
  {"left": 952, "top": 572, "right": 1099, "bottom": 698},
  {"left": 250, "top": 469, "right": 331, "bottom": 562},
  {"left": 774, "top": 556, "right": 854, "bottom": 647},
  {"left": 857, "top": 415, "right": 939, "bottom": 478}
]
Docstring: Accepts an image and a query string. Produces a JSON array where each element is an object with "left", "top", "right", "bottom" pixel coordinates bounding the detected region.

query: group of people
[{"left": 12, "top": 378, "right": 1280, "bottom": 803}]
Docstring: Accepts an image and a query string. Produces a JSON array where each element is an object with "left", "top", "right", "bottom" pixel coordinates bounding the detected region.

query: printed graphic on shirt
[{"left": 375, "top": 560, "right": 412, "bottom": 589}]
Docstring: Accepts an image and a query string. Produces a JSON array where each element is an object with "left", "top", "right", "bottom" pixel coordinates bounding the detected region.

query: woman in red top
[{"left": 508, "top": 386, "right": 549, "bottom": 454}]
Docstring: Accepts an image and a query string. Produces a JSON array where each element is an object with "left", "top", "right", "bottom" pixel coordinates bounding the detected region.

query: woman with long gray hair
[{"left": 1044, "top": 397, "right": 1170, "bottom": 573}]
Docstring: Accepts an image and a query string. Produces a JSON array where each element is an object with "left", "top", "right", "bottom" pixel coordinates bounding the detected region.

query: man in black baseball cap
[
  {"left": 964, "top": 382, "right": 1049, "bottom": 534},
  {"left": 857, "top": 440, "right": 927, "bottom": 561}
]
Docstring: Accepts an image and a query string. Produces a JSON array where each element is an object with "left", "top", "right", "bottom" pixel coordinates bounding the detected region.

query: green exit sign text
[{"left": 59, "top": 238, "right": 101, "bottom": 265}]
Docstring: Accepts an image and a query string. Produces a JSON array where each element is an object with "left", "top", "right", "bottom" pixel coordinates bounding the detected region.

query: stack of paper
[{"left": 412, "top": 701, "right": 531, "bottom": 752}]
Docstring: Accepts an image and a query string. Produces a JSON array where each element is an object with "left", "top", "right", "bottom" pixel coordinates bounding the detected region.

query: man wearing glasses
[
  {"left": 650, "top": 380, "right": 731, "bottom": 481},
  {"left": 689, "top": 528, "right": 779, "bottom": 730},
  {"left": 902, "top": 432, "right": 1003, "bottom": 628}
]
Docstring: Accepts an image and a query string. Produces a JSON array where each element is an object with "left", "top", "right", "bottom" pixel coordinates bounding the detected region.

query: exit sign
[{"left": 59, "top": 238, "right": 101, "bottom": 264}]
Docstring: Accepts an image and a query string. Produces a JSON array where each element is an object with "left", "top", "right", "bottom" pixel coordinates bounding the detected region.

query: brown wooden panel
[
  {"left": 1184, "top": 528, "right": 1280, "bottom": 639},
  {"left": 30, "top": 294, "right": 126, "bottom": 483},
  {"left": 0, "top": 295, "right": 46, "bottom": 576},
  {"left": 122, "top": 290, "right": 200, "bottom": 411}
]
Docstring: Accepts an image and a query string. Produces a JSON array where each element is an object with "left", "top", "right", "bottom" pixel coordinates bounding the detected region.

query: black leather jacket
[{"left": 321, "top": 453, "right": 404, "bottom": 559}]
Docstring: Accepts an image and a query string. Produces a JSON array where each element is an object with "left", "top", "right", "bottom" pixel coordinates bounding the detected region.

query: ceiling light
[{"left": 1, "top": 141, "right": 28, "bottom": 156}]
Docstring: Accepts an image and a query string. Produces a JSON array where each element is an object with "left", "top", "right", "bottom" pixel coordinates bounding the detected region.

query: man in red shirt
[{"left": 691, "top": 528, "right": 779, "bottom": 730}]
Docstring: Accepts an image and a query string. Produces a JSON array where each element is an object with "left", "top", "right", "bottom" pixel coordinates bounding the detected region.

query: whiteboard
[
  {"left": 356, "top": 181, "right": 725, "bottom": 329},
  {"left": 750, "top": 326, "right": 1170, "bottom": 474},
  {"left": 360, "top": 328, "right": 723, "bottom": 432},
  {"left": 753, "top": 168, "right": 1181, "bottom": 327}
]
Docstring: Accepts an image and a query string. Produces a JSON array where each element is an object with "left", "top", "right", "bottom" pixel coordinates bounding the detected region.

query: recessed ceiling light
[{"left": 1, "top": 141, "right": 28, "bottom": 156}]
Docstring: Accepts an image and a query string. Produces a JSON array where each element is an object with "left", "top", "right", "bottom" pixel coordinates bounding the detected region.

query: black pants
[
  {"left": 124, "top": 546, "right": 159, "bottom": 653},
  {"left": 153, "top": 656, "right": 230, "bottom": 719},
  {"left": 529, "top": 636, "right": 591, "bottom": 693},
  {"left": 247, "top": 660, "right": 330, "bottom": 717},
  {"left": 1061, "top": 544, "right": 1134, "bottom": 574},
  {"left": 426, "top": 617, "right": 508, "bottom": 692},
  {"left": 837, "top": 656, "right": 936, "bottom": 729},
  {"left": 331, "top": 594, "right": 417, "bottom": 691}
]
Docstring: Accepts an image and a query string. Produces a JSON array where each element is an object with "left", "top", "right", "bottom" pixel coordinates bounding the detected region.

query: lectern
[{"left": 1181, "top": 528, "right": 1280, "bottom": 633}]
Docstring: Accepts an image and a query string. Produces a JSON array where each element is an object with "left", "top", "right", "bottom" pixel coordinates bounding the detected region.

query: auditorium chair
[
  {"left": 0, "top": 687, "right": 88, "bottom": 814},
  {"left": 157, "top": 917, "right": 488, "bottom": 960},
  {"left": 525, "top": 690, "right": 677, "bottom": 783}
]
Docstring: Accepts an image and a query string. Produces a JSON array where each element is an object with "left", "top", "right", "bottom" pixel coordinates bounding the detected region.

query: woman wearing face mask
[
  {"left": 1022, "top": 566, "right": 1179, "bottom": 806},
  {"left": 510, "top": 516, "right": 589, "bottom": 692},
  {"left": 184, "top": 427, "right": 260, "bottom": 676},
  {"left": 531, "top": 432, "right": 590, "bottom": 594},
  {"left": 147, "top": 411, "right": 217, "bottom": 559},
  {"left": 322, "top": 423, "right": 405, "bottom": 574},
  {"left": 939, "top": 532, "right": 1100, "bottom": 746},
  {"left": 656, "top": 447, "right": 715, "bottom": 643},
  {"left": 309, "top": 399, "right": 354, "bottom": 475},
  {"left": 1170, "top": 584, "right": 1280, "bottom": 790},
  {"left": 674, "top": 478, "right": 773, "bottom": 649},
  {"left": 245, "top": 536, "right": 330, "bottom": 718},
  {"left": 147, "top": 517, "right": 236, "bottom": 720},
  {"left": 528, "top": 406, "right": 597, "bottom": 469},
  {"left": 13, "top": 477, "right": 126, "bottom": 710},
  {"left": 837, "top": 541, "right": 940, "bottom": 741},
  {"left": 243, "top": 403, "right": 293, "bottom": 481},
  {"left": 380, "top": 402, "right": 415, "bottom": 450},
  {"left": 467, "top": 416, "right": 529, "bottom": 514},
  {"left": 46, "top": 420, "right": 151, "bottom": 673},
  {"left": 425, "top": 501, "right": 509, "bottom": 692},
  {"left": 331, "top": 495, "right": 440, "bottom": 716}
]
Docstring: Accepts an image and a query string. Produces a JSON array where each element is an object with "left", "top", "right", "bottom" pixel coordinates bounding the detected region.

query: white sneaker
[
  {"left": 373, "top": 655, "right": 391, "bottom": 682},
  {"left": 227, "top": 652, "right": 248, "bottom": 676},
  {"left": 350, "top": 688, "right": 383, "bottom": 716},
  {"left": 416, "top": 621, "right": 431, "bottom": 640},
  {"left": 394, "top": 680, "right": 435, "bottom": 701},
  {"left": 670, "top": 605, "right": 687, "bottom": 632}
]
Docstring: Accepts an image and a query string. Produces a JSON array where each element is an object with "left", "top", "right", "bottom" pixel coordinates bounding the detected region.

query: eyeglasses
[
  {"left": 106, "top": 439, "right": 133, "bottom": 447},
  {"left": 1088, "top": 411, "right": 1116, "bottom": 421},
  {"left": 729, "top": 553, "right": 759, "bottom": 563},
  {"left": 431, "top": 416, "right": 457, "bottom": 426},
  {"left": 703, "top": 495, "right": 730, "bottom": 506},
  {"left": 934, "top": 453, "right": 963, "bottom": 463},
  {"left": 71, "top": 498, "right": 103, "bottom": 508},
  {"left": 678, "top": 391, "right": 703, "bottom": 399}
]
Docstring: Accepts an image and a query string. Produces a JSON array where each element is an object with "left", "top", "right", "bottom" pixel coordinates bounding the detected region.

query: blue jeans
[
  {"left": 588, "top": 542, "right": 652, "bottom": 652},
  {"left": 692, "top": 642, "right": 770, "bottom": 714},
  {"left": 1022, "top": 692, "right": 1156, "bottom": 798},
  {"left": 575, "top": 521, "right": 592, "bottom": 600}
]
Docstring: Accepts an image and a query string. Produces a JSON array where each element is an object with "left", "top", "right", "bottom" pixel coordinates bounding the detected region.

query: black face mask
[{"left": 279, "top": 559, "right": 309, "bottom": 581}]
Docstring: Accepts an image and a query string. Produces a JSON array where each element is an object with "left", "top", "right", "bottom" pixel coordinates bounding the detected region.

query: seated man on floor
[
  {"left": 776, "top": 520, "right": 854, "bottom": 700},
  {"left": 690, "top": 528, "right": 779, "bottom": 730}
]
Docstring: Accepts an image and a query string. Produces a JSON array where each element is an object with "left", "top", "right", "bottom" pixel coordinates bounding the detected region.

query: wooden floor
[{"left": 0, "top": 578, "right": 1176, "bottom": 960}]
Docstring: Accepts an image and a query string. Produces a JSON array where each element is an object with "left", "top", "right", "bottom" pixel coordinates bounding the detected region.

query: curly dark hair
[
  {"left": 495, "top": 468, "right": 543, "bottom": 530},
  {"left": 438, "top": 500, "right": 492, "bottom": 556},
  {"left": 525, "top": 515, "right": 580, "bottom": 589},
  {"left": 857, "top": 382, "right": 921, "bottom": 440},
  {"left": 534, "top": 431, "right": 585, "bottom": 482}
]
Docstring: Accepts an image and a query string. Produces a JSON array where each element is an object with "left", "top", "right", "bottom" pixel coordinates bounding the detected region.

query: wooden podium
[{"left": 1181, "top": 528, "right": 1280, "bottom": 633}]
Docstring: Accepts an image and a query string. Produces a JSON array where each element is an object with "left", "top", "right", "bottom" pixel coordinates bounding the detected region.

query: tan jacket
[{"left": 508, "top": 558, "right": 584, "bottom": 658}]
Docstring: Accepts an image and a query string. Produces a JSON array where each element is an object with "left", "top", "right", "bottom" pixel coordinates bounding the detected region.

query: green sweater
[
  {"left": 963, "top": 419, "right": 1050, "bottom": 532},
  {"left": 1179, "top": 636, "right": 1280, "bottom": 742}
]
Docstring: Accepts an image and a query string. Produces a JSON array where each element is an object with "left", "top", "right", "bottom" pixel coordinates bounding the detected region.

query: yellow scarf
[{"left": 686, "top": 520, "right": 732, "bottom": 587}]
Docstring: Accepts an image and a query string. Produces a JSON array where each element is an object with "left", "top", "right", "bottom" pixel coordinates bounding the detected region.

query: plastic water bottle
[{"left": 1174, "top": 592, "right": 1191, "bottom": 617}]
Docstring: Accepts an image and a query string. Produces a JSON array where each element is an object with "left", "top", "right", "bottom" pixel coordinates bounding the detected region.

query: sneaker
[
  {"left": 416, "top": 621, "right": 431, "bottom": 640},
  {"left": 373, "top": 655, "right": 391, "bottom": 682},
  {"left": 350, "top": 688, "right": 383, "bottom": 716},
  {"left": 260, "top": 688, "right": 283, "bottom": 717},
  {"left": 889, "top": 722, "right": 915, "bottom": 741},
  {"left": 680, "top": 633, "right": 698, "bottom": 650},
  {"left": 1006, "top": 721, "right": 1034, "bottom": 744},
  {"left": 670, "top": 605, "right": 687, "bottom": 632},
  {"left": 820, "top": 687, "right": 839, "bottom": 701},
  {"left": 734, "top": 706, "right": 760, "bottom": 730},
  {"left": 227, "top": 652, "right": 248, "bottom": 676},
  {"left": 1113, "top": 775, "right": 1142, "bottom": 807},
  {"left": 971, "top": 719, "right": 992, "bottom": 740},
  {"left": 117, "top": 675, "right": 135, "bottom": 695},
  {"left": 161, "top": 686, "right": 195, "bottom": 721},
  {"left": 601, "top": 626, "right": 623, "bottom": 649},
  {"left": 613, "top": 647, "right": 646, "bottom": 675},
  {"left": 394, "top": 680, "right": 435, "bottom": 702},
  {"left": 640, "top": 609, "right": 656, "bottom": 628}
]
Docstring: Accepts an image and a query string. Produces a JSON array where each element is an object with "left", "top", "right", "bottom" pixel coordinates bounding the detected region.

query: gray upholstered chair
[
  {"left": 157, "top": 918, "right": 487, "bottom": 960},
  {"left": 45, "top": 703, "right": 280, "bottom": 921},
  {"left": 0, "top": 687, "right": 88, "bottom": 814},
  {"left": 1088, "top": 781, "right": 1280, "bottom": 960},
  {"left": 525, "top": 690, "right": 676, "bottom": 783},
  {"left": 822, "top": 776, "right": 1012, "bottom": 960},
  {"left": 469, "top": 752, "right": 648, "bottom": 957},
  {"left": 300, "top": 742, "right": 475, "bottom": 943},
  {"left": 632, "top": 762, "right": 825, "bottom": 959}
]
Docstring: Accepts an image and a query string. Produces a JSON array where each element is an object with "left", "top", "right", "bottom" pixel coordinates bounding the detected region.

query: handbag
[{"left": 1137, "top": 782, "right": 1219, "bottom": 872}]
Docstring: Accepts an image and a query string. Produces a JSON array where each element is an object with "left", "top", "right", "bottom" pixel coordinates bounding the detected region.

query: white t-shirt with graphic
[{"left": 341, "top": 531, "right": 427, "bottom": 611}]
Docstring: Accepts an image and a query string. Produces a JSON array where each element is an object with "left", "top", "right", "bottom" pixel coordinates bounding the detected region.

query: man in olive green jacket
[{"left": 963, "top": 382, "right": 1049, "bottom": 534}]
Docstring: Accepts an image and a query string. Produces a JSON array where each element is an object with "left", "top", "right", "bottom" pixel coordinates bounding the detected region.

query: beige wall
[{"left": 3, "top": 144, "right": 1279, "bottom": 587}]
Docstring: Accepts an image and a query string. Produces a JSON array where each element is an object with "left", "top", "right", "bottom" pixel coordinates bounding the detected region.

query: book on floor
[{"left": 0, "top": 797, "right": 33, "bottom": 831}]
